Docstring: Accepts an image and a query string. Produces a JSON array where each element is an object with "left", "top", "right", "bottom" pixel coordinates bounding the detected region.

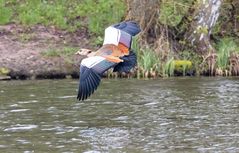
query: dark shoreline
[{"left": 0, "top": 55, "right": 84, "bottom": 81}]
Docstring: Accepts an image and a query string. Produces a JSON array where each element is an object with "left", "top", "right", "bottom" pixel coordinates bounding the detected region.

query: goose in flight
[{"left": 77, "top": 21, "right": 141, "bottom": 101}]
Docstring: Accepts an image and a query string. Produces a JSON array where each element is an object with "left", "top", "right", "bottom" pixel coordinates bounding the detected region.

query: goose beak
[{"left": 75, "top": 49, "right": 92, "bottom": 56}]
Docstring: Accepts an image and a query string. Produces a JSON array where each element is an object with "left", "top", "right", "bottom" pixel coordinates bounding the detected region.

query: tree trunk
[
  {"left": 218, "top": 0, "right": 239, "bottom": 37},
  {"left": 125, "top": 0, "right": 223, "bottom": 55},
  {"left": 186, "top": 0, "right": 222, "bottom": 54},
  {"left": 125, "top": 0, "right": 160, "bottom": 43},
  {"left": 124, "top": 0, "right": 173, "bottom": 60}
]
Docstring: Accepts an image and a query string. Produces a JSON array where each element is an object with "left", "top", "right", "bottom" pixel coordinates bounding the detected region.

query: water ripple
[
  {"left": 17, "top": 100, "right": 38, "bottom": 104},
  {"left": 4, "top": 124, "right": 38, "bottom": 132},
  {"left": 0, "top": 78, "right": 238, "bottom": 152},
  {"left": 9, "top": 109, "right": 29, "bottom": 113}
]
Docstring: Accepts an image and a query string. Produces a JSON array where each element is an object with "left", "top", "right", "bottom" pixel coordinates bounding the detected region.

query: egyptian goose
[{"left": 77, "top": 21, "right": 141, "bottom": 101}]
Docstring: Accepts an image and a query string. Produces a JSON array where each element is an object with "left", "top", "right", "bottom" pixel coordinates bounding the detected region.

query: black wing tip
[
  {"left": 113, "top": 50, "right": 137, "bottom": 73},
  {"left": 112, "top": 21, "right": 141, "bottom": 36},
  {"left": 77, "top": 66, "right": 101, "bottom": 101}
]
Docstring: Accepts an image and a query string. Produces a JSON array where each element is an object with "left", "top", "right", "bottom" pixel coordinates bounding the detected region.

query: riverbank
[
  {"left": 1, "top": 24, "right": 239, "bottom": 81},
  {"left": 0, "top": 24, "right": 93, "bottom": 80}
]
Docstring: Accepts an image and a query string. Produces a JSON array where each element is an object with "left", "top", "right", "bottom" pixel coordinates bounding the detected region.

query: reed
[
  {"left": 132, "top": 39, "right": 161, "bottom": 78},
  {"left": 162, "top": 57, "right": 175, "bottom": 77},
  {"left": 216, "top": 38, "right": 238, "bottom": 76}
]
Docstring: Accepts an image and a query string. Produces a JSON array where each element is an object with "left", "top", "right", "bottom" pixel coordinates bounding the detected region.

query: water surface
[{"left": 0, "top": 77, "right": 239, "bottom": 152}]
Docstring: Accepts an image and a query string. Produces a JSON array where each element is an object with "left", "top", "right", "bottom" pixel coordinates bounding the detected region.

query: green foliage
[
  {"left": 131, "top": 38, "right": 162, "bottom": 78},
  {"left": 132, "top": 38, "right": 195, "bottom": 78},
  {"left": 41, "top": 47, "right": 78, "bottom": 57},
  {"left": 41, "top": 49, "right": 60, "bottom": 57},
  {"left": 92, "top": 36, "right": 104, "bottom": 46},
  {"left": 40, "top": 3, "right": 67, "bottom": 29},
  {"left": 17, "top": 1, "right": 41, "bottom": 25},
  {"left": 132, "top": 38, "right": 161, "bottom": 78},
  {"left": 216, "top": 38, "right": 238, "bottom": 70},
  {"left": 131, "top": 37, "right": 141, "bottom": 57},
  {"left": 1, "top": 0, "right": 125, "bottom": 34},
  {"left": 0, "top": 67, "right": 10, "bottom": 75},
  {"left": 0, "top": 0, "right": 13, "bottom": 24},
  {"left": 174, "top": 60, "right": 192, "bottom": 76},
  {"left": 163, "top": 57, "right": 175, "bottom": 77},
  {"left": 213, "top": 1, "right": 238, "bottom": 37},
  {"left": 159, "top": 0, "right": 193, "bottom": 27},
  {"left": 179, "top": 50, "right": 202, "bottom": 75},
  {"left": 139, "top": 48, "right": 161, "bottom": 72},
  {"left": 75, "top": 0, "right": 125, "bottom": 35},
  {"left": 16, "top": 1, "right": 67, "bottom": 28}
]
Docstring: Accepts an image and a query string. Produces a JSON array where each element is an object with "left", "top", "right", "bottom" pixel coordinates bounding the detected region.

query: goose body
[{"left": 77, "top": 21, "right": 141, "bottom": 101}]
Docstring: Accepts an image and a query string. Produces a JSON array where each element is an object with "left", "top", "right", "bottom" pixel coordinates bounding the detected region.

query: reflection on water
[{"left": 0, "top": 77, "right": 239, "bottom": 152}]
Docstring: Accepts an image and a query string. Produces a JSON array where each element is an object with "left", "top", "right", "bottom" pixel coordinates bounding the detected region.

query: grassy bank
[
  {"left": 0, "top": 0, "right": 125, "bottom": 35},
  {"left": 129, "top": 37, "right": 239, "bottom": 78},
  {"left": 1, "top": 0, "right": 239, "bottom": 79}
]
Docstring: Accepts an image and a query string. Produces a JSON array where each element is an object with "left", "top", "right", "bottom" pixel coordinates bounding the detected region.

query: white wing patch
[
  {"left": 103, "top": 27, "right": 120, "bottom": 46},
  {"left": 81, "top": 56, "right": 106, "bottom": 68},
  {"left": 103, "top": 26, "right": 132, "bottom": 48}
]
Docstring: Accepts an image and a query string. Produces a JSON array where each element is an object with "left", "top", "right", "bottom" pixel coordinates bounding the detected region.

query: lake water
[{"left": 0, "top": 77, "right": 238, "bottom": 152}]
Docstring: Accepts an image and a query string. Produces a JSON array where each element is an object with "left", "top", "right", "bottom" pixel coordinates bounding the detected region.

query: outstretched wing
[
  {"left": 112, "top": 21, "right": 141, "bottom": 36},
  {"left": 103, "top": 21, "right": 141, "bottom": 51},
  {"left": 77, "top": 21, "right": 141, "bottom": 101},
  {"left": 113, "top": 50, "right": 137, "bottom": 73},
  {"left": 77, "top": 56, "right": 117, "bottom": 101}
]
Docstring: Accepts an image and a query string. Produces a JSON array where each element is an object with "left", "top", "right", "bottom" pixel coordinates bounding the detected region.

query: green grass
[
  {"left": 1, "top": 0, "right": 126, "bottom": 35},
  {"left": 216, "top": 38, "right": 238, "bottom": 71},
  {"left": 41, "top": 47, "right": 79, "bottom": 57},
  {"left": 0, "top": 0, "right": 13, "bottom": 25},
  {"left": 132, "top": 38, "right": 187, "bottom": 78},
  {"left": 75, "top": 0, "right": 126, "bottom": 35},
  {"left": 132, "top": 38, "right": 161, "bottom": 78},
  {"left": 140, "top": 48, "right": 160, "bottom": 72},
  {"left": 162, "top": 57, "right": 175, "bottom": 77},
  {"left": 132, "top": 39, "right": 197, "bottom": 77}
]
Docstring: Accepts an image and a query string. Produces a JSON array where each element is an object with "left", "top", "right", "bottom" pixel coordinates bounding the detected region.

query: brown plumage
[{"left": 77, "top": 21, "right": 141, "bottom": 101}]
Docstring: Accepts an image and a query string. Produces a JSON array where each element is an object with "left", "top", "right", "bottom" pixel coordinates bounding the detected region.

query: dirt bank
[{"left": 0, "top": 24, "right": 93, "bottom": 80}]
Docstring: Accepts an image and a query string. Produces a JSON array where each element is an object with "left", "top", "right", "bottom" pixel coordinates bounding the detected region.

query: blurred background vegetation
[
  {"left": 0, "top": 0, "right": 125, "bottom": 34},
  {"left": 0, "top": 0, "right": 239, "bottom": 78}
]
